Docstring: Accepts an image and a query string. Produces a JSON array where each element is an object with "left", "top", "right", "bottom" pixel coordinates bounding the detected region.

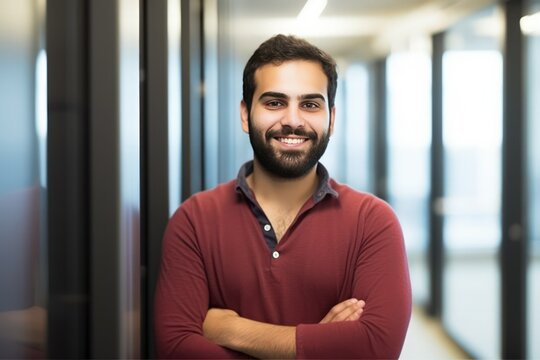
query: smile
[{"left": 277, "top": 137, "right": 307, "bottom": 145}]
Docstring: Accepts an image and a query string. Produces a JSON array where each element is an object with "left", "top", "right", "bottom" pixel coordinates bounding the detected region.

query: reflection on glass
[
  {"left": 118, "top": 0, "right": 140, "bottom": 357},
  {"left": 168, "top": 0, "right": 182, "bottom": 212},
  {"left": 0, "top": 0, "right": 47, "bottom": 358},
  {"left": 441, "top": 6, "right": 503, "bottom": 358},
  {"left": 386, "top": 48, "right": 431, "bottom": 304},
  {"left": 525, "top": 1, "right": 540, "bottom": 358}
]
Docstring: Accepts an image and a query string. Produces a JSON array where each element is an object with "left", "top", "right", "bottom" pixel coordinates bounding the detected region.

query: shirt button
[
  {"left": 272, "top": 251, "right": 280, "bottom": 259},
  {"left": 264, "top": 224, "right": 271, "bottom": 232}
]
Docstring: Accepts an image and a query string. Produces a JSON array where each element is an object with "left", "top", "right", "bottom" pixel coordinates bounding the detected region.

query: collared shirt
[
  {"left": 154, "top": 162, "right": 412, "bottom": 359},
  {"left": 235, "top": 161, "right": 338, "bottom": 252}
]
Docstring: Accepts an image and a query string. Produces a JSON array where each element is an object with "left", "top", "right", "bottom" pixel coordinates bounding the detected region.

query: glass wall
[
  {"left": 441, "top": 6, "right": 503, "bottom": 358},
  {"left": 524, "top": 0, "right": 540, "bottom": 358},
  {"left": 212, "top": 0, "right": 251, "bottom": 183},
  {"left": 321, "top": 67, "right": 372, "bottom": 187},
  {"left": 118, "top": 0, "right": 141, "bottom": 357},
  {"left": 342, "top": 63, "right": 371, "bottom": 191},
  {"left": 322, "top": 62, "right": 372, "bottom": 190},
  {"left": 168, "top": 0, "right": 182, "bottom": 212},
  {"left": 386, "top": 44, "right": 432, "bottom": 305},
  {"left": 0, "top": 0, "right": 47, "bottom": 357}
]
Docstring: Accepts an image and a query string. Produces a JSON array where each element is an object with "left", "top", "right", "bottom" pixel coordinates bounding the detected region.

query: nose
[{"left": 280, "top": 105, "right": 305, "bottom": 129}]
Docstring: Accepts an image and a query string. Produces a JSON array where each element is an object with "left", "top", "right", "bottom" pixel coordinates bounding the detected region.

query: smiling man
[{"left": 154, "top": 34, "right": 412, "bottom": 359}]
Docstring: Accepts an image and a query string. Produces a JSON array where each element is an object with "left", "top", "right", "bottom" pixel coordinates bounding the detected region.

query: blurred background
[{"left": 0, "top": 0, "right": 538, "bottom": 358}]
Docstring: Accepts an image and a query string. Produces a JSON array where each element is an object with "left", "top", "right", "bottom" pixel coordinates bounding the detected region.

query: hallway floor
[{"left": 401, "top": 306, "right": 470, "bottom": 360}]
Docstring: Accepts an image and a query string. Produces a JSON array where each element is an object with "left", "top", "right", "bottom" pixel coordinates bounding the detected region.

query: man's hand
[{"left": 319, "top": 298, "right": 366, "bottom": 323}]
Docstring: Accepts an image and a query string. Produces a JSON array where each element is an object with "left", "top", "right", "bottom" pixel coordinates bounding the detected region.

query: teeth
[{"left": 278, "top": 137, "right": 305, "bottom": 145}]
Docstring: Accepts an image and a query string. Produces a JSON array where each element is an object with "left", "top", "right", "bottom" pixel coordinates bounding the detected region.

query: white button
[
  {"left": 264, "top": 224, "right": 272, "bottom": 231},
  {"left": 272, "top": 251, "right": 280, "bottom": 259}
]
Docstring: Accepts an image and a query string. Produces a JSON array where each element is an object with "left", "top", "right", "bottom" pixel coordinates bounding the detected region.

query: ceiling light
[
  {"left": 297, "top": 0, "right": 327, "bottom": 22},
  {"left": 520, "top": 11, "right": 540, "bottom": 35}
]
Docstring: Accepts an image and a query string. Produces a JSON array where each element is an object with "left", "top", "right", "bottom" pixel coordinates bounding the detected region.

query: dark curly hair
[{"left": 242, "top": 34, "right": 338, "bottom": 112}]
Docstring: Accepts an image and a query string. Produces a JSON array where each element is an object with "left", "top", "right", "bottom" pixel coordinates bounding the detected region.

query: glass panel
[
  {"left": 441, "top": 6, "right": 503, "bottom": 358},
  {"left": 524, "top": 0, "right": 540, "bottom": 358},
  {"left": 118, "top": 0, "right": 140, "bottom": 357},
  {"left": 216, "top": 0, "right": 251, "bottom": 181},
  {"left": 386, "top": 44, "right": 431, "bottom": 305},
  {"left": 343, "top": 63, "right": 371, "bottom": 192},
  {"left": 322, "top": 64, "right": 371, "bottom": 189},
  {"left": 203, "top": 0, "right": 219, "bottom": 190},
  {"left": 0, "top": 0, "right": 47, "bottom": 358},
  {"left": 320, "top": 76, "right": 347, "bottom": 180},
  {"left": 168, "top": 0, "right": 182, "bottom": 212}
]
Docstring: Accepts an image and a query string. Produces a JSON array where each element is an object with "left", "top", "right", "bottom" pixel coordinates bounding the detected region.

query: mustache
[{"left": 266, "top": 126, "right": 317, "bottom": 141}]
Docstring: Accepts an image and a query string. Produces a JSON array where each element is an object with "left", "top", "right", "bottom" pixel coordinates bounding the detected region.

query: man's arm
[
  {"left": 154, "top": 206, "right": 249, "bottom": 359},
  {"left": 203, "top": 299, "right": 365, "bottom": 359},
  {"left": 293, "top": 199, "right": 412, "bottom": 359}
]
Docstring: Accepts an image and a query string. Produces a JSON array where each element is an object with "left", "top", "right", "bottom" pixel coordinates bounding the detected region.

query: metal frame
[
  {"left": 500, "top": 0, "right": 527, "bottom": 357},
  {"left": 428, "top": 31, "right": 444, "bottom": 319},
  {"left": 88, "top": 0, "right": 122, "bottom": 356},
  {"left": 373, "top": 59, "right": 388, "bottom": 201},
  {"left": 46, "top": 0, "right": 90, "bottom": 357},
  {"left": 140, "top": 0, "right": 170, "bottom": 357},
  {"left": 181, "top": 0, "right": 204, "bottom": 199}
]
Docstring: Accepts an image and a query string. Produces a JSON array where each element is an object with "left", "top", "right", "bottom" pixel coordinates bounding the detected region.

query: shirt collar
[{"left": 235, "top": 160, "right": 339, "bottom": 204}]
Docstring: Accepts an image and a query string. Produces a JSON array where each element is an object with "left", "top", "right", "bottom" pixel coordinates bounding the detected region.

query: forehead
[{"left": 253, "top": 60, "right": 328, "bottom": 98}]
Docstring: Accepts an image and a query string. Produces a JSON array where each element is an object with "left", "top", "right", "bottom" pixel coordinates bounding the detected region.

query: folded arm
[
  {"left": 203, "top": 299, "right": 365, "bottom": 359},
  {"left": 154, "top": 207, "right": 250, "bottom": 359}
]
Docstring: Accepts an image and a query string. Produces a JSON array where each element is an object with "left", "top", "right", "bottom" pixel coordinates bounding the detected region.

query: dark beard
[{"left": 247, "top": 116, "right": 330, "bottom": 179}]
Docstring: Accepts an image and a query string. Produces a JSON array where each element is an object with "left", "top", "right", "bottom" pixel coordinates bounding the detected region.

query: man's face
[{"left": 241, "top": 60, "right": 335, "bottom": 178}]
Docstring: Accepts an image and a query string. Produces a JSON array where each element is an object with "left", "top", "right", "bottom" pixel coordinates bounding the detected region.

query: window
[
  {"left": 386, "top": 47, "right": 432, "bottom": 304},
  {"left": 441, "top": 6, "right": 503, "bottom": 358}
]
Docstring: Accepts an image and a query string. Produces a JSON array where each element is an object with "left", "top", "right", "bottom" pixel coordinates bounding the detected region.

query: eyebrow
[{"left": 258, "top": 91, "right": 326, "bottom": 102}]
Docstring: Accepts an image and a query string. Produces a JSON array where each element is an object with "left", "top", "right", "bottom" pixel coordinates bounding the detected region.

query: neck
[{"left": 247, "top": 160, "right": 319, "bottom": 207}]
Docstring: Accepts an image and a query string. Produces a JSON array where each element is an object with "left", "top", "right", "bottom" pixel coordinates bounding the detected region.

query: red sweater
[{"left": 154, "top": 163, "right": 411, "bottom": 359}]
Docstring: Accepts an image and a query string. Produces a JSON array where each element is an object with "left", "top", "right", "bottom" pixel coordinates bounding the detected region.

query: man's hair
[{"left": 242, "top": 34, "right": 338, "bottom": 112}]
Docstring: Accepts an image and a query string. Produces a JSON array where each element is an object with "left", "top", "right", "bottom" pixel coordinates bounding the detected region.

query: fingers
[{"left": 319, "top": 298, "right": 366, "bottom": 324}]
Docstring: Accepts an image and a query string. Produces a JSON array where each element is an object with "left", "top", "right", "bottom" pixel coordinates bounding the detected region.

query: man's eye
[
  {"left": 266, "top": 100, "right": 284, "bottom": 108},
  {"left": 302, "top": 102, "right": 320, "bottom": 110}
]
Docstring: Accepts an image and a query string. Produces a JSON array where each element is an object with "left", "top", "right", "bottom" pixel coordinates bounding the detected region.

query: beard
[{"left": 247, "top": 115, "right": 331, "bottom": 179}]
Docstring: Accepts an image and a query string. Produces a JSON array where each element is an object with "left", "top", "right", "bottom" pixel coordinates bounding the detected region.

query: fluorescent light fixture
[
  {"left": 520, "top": 11, "right": 540, "bottom": 35},
  {"left": 297, "top": 0, "right": 327, "bottom": 22}
]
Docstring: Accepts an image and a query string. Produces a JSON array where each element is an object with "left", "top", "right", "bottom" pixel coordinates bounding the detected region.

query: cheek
[
  {"left": 251, "top": 111, "right": 285, "bottom": 132},
  {"left": 305, "top": 112, "right": 327, "bottom": 124},
  {"left": 308, "top": 114, "right": 332, "bottom": 132}
]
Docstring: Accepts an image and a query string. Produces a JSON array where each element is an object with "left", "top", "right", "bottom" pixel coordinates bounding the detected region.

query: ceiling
[{"left": 225, "top": 0, "right": 495, "bottom": 61}]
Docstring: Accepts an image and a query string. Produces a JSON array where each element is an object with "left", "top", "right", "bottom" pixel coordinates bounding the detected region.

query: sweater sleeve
[
  {"left": 296, "top": 198, "right": 412, "bottom": 359},
  {"left": 153, "top": 204, "right": 249, "bottom": 359}
]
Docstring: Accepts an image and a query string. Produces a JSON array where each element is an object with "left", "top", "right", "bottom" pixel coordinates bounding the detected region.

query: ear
[
  {"left": 240, "top": 100, "right": 250, "bottom": 134},
  {"left": 329, "top": 106, "right": 336, "bottom": 136}
]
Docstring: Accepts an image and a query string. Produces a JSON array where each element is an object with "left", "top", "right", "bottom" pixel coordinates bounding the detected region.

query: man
[{"left": 154, "top": 34, "right": 411, "bottom": 359}]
